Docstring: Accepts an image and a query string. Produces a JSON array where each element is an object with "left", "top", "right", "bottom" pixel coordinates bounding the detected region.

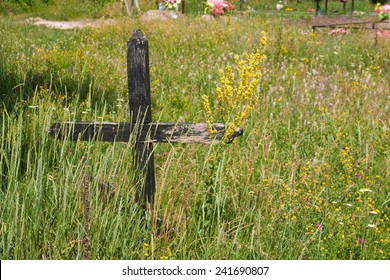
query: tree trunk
[{"left": 123, "top": 0, "right": 141, "bottom": 16}]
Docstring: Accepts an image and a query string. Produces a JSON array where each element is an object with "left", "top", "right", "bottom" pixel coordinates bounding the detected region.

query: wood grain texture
[
  {"left": 48, "top": 122, "right": 243, "bottom": 144},
  {"left": 127, "top": 29, "right": 155, "bottom": 205},
  {"left": 127, "top": 29, "right": 152, "bottom": 124}
]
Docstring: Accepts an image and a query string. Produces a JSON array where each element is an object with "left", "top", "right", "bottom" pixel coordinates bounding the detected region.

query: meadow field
[{"left": 0, "top": 0, "right": 389, "bottom": 259}]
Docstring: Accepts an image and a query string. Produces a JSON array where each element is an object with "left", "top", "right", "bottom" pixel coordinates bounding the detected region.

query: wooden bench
[
  {"left": 312, "top": 15, "right": 381, "bottom": 31},
  {"left": 311, "top": 15, "right": 390, "bottom": 31}
]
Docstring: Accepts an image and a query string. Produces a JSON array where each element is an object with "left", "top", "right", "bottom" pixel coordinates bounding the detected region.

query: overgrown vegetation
[
  {"left": 0, "top": 1, "right": 389, "bottom": 260},
  {"left": 0, "top": 0, "right": 380, "bottom": 19}
]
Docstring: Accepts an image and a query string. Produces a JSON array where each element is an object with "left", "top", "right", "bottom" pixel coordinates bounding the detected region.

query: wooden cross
[{"left": 49, "top": 30, "right": 243, "bottom": 208}]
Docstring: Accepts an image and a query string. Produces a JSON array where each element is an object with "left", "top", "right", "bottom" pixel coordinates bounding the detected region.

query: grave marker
[{"left": 49, "top": 30, "right": 243, "bottom": 208}]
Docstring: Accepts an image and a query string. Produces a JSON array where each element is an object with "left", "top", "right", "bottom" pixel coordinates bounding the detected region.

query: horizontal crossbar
[{"left": 48, "top": 121, "right": 243, "bottom": 144}]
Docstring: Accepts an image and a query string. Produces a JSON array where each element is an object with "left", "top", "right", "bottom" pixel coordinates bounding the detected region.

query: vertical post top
[
  {"left": 128, "top": 29, "right": 147, "bottom": 45},
  {"left": 127, "top": 29, "right": 152, "bottom": 124}
]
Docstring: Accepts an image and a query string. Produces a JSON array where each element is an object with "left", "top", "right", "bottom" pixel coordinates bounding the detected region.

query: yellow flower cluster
[
  {"left": 202, "top": 31, "right": 267, "bottom": 142},
  {"left": 340, "top": 146, "right": 354, "bottom": 174},
  {"left": 202, "top": 94, "right": 217, "bottom": 135},
  {"left": 143, "top": 243, "right": 150, "bottom": 257}
]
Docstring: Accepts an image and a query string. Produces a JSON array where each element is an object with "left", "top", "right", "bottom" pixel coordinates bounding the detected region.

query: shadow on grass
[{"left": 0, "top": 58, "right": 116, "bottom": 113}]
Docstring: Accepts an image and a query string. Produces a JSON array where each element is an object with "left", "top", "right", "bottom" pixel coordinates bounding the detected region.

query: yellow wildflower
[{"left": 203, "top": 31, "right": 267, "bottom": 142}]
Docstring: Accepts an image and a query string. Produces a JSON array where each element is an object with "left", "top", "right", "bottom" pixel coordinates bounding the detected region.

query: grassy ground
[{"left": 0, "top": 2, "right": 389, "bottom": 260}]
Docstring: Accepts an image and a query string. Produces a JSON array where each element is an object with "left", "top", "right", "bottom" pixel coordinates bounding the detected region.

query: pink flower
[
  {"left": 316, "top": 223, "right": 323, "bottom": 231},
  {"left": 374, "top": 4, "right": 390, "bottom": 13},
  {"left": 370, "top": 29, "right": 389, "bottom": 39},
  {"left": 208, "top": 0, "right": 225, "bottom": 5},
  {"left": 354, "top": 238, "right": 367, "bottom": 246},
  {"left": 328, "top": 28, "right": 349, "bottom": 36},
  {"left": 207, "top": 0, "right": 234, "bottom": 16},
  {"left": 212, "top": 5, "right": 224, "bottom": 16},
  {"left": 224, "top": 2, "right": 234, "bottom": 11},
  {"left": 373, "top": 4, "right": 390, "bottom": 20}
]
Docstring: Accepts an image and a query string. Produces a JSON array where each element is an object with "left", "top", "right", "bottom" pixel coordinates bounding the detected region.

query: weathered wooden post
[
  {"left": 315, "top": 0, "right": 321, "bottom": 16},
  {"left": 351, "top": 0, "right": 355, "bottom": 16},
  {"left": 240, "top": 0, "right": 247, "bottom": 12},
  {"left": 127, "top": 30, "right": 156, "bottom": 206},
  {"left": 49, "top": 30, "right": 243, "bottom": 210},
  {"left": 325, "top": 0, "right": 328, "bottom": 15},
  {"left": 341, "top": 0, "right": 348, "bottom": 14}
]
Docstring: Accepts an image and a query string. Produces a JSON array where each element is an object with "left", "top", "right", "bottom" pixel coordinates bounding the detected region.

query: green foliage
[
  {"left": 370, "top": 0, "right": 388, "bottom": 5},
  {"left": 0, "top": 0, "right": 52, "bottom": 12}
]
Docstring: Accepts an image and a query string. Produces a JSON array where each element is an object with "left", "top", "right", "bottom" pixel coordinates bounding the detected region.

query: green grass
[{"left": 0, "top": 3, "right": 389, "bottom": 259}]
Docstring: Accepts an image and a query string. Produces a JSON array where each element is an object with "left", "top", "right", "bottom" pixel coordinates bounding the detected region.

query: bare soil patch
[{"left": 27, "top": 17, "right": 115, "bottom": 29}]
